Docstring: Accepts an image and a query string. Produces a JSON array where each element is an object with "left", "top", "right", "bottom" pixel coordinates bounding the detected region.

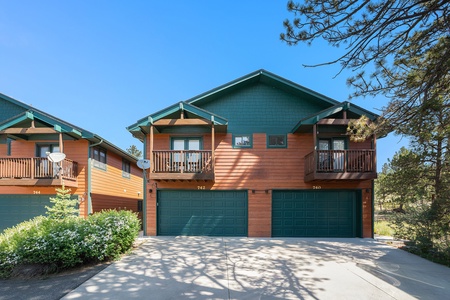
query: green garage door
[
  {"left": 0, "top": 195, "right": 52, "bottom": 232},
  {"left": 272, "top": 190, "right": 362, "bottom": 237},
  {"left": 157, "top": 190, "right": 248, "bottom": 236}
]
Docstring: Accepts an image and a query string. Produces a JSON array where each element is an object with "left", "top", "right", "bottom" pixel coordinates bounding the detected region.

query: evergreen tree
[
  {"left": 126, "top": 145, "right": 142, "bottom": 159},
  {"left": 45, "top": 185, "right": 79, "bottom": 219}
]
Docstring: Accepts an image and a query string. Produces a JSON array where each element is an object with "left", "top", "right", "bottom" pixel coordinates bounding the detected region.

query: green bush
[
  {"left": 374, "top": 220, "right": 395, "bottom": 236},
  {"left": 0, "top": 210, "right": 140, "bottom": 278}
]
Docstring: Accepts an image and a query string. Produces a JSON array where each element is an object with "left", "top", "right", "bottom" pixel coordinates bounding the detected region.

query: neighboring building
[
  {"left": 0, "top": 93, "right": 143, "bottom": 231},
  {"left": 128, "top": 70, "right": 379, "bottom": 238}
]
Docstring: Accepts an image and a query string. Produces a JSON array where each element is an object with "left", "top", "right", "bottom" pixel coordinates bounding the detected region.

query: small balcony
[
  {"left": 305, "top": 150, "right": 377, "bottom": 182},
  {"left": 0, "top": 157, "right": 78, "bottom": 187},
  {"left": 151, "top": 150, "right": 214, "bottom": 181}
]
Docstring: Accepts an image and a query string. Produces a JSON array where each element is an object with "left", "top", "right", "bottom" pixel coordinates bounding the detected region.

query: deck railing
[
  {"left": 305, "top": 150, "right": 376, "bottom": 176},
  {"left": 0, "top": 157, "right": 78, "bottom": 181},
  {"left": 152, "top": 150, "right": 213, "bottom": 173}
]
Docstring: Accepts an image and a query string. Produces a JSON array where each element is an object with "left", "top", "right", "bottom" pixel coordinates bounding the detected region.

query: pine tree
[{"left": 45, "top": 185, "right": 79, "bottom": 219}]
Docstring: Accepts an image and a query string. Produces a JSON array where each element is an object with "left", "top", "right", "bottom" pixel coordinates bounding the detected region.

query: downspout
[
  {"left": 87, "top": 138, "right": 103, "bottom": 215},
  {"left": 142, "top": 133, "right": 147, "bottom": 236}
]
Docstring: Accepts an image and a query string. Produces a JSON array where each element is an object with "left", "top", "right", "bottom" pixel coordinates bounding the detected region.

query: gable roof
[
  {"left": 127, "top": 101, "right": 228, "bottom": 141},
  {"left": 0, "top": 93, "right": 138, "bottom": 162},
  {"left": 292, "top": 101, "right": 379, "bottom": 133},
  {"left": 186, "top": 69, "right": 341, "bottom": 107}
]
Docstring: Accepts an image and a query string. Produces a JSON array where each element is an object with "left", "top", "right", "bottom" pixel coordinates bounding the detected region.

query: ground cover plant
[{"left": 0, "top": 209, "right": 140, "bottom": 278}]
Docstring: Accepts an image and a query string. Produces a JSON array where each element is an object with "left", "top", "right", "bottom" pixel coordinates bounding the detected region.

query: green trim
[
  {"left": 232, "top": 134, "right": 253, "bottom": 148},
  {"left": 126, "top": 101, "right": 228, "bottom": 136},
  {"left": 87, "top": 154, "right": 92, "bottom": 215},
  {"left": 267, "top": 134, "right": 287, "bottom": 148},
  {"left": 0, "top": 113, "right": 31, "bottom": 130},
  {"left": 291, "top": 101, "right": 380, "bottom": 133},
  {"left": 170, "top": 136, "right": 204, "bottom": 150},
  {"left": 143, "top": 138, "right": 147, "bottom": 236},
  {"left": 371, "top": 182, "right": 375, "bottom": 239},
  {"left": 186, "top": 69, "right": 341, "bottom": 107}
]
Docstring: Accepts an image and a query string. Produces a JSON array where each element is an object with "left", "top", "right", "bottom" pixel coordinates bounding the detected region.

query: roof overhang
[
  {"left": 291, "top": 101, "right": 380, "bottom": 133},
  {"left": 127, "top": 102, "right": 228, "bottom": 141}
]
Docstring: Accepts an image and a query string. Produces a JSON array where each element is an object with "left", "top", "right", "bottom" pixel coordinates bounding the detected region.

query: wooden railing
[
  {"left": 152, "top": 150, "right": 213, "bottom": 174},
  {"left": 0, "top": 157, "right": 78, "bottom": 181},
  {"left": 305, "top": 150, "right": 376, "bottom": 176}
]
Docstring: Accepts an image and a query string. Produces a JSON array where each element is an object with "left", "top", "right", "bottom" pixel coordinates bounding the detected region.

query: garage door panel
[
  {"left": 158, "top": 190, "right": 247, "bottom": 236},
  {"left": 0, "top": 195, "right": 53, "bottom": 232},
  {"left": 272, "top": 190, "right": 361, "bottom": 238}
]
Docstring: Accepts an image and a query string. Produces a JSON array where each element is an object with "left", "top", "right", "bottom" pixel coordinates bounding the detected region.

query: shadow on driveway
[{"left": 61, "top": 237, "right": 450, "bottom": 300}]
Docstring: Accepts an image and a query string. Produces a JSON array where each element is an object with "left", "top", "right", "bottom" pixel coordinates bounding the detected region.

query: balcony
[
  {"left": 305, "top": 150, "right": 377, "bottom": 182},
  {"left": 151, "top": 150, "right": 214, "bottom": 181},
  {"left": 0, "top": 157, "right": 78, "bottom": 187}
]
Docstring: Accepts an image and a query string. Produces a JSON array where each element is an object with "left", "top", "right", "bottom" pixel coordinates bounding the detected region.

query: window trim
[
  {"left": 267, "top": 134, "right": 287, "bottom": 148},
  {"left": 92, "top": 147, "right": 107, "bottom": 170},
  {"left": 233, "top": 134, "right": 253, "bottom": 148},
  {"left": 122, "top": 159, "right": 131, "bottom": 178},
  {"left": 170, "top": 136, "right": 203, "bottom": 150}
]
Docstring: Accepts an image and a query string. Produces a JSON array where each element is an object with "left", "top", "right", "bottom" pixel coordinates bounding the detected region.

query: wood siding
[
  {"left": 0, "top": 139, "right": 143, "bottom": 220},
  {"left": 90, "top": 149, "right": 143, "bottom": 200},
  {"left": 145, "top": 133, "right": 373, "bottom": 237}
]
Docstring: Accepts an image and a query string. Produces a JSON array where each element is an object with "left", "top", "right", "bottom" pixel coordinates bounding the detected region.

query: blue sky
[{"left": 0, "top": 1, "right": 408, "bottom": 170}]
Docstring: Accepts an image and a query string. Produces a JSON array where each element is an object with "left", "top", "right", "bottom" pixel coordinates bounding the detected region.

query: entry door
[
  {"left": 172, "top": 138, "right": 200, "bottom": 171},
  {"left": 333, "top": 139, "right": 345, "bottom": 171},
  {"left": 318, "top": 139, "right": 345, "bottom": 172},
  {"left": 36, "top": 145, "right": 60, "bottom": 177}
]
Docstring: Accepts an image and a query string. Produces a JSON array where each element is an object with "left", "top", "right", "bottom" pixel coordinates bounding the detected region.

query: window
[
  {"left": 318, "top": 138, "right": 346, "bottom": 172},
  {"left": 92, "top": 147, "right": 107, "bottom": 170},
  {"left": 137, "top": 200, "right": 143, "bottom": 212},
  {"left": 7, "top": 138, "right": 12, "bottom": 156},
  {"left": 267, "top": 134, "right": 287, "bottom": 148},
  {"left": 122, "top": 159, "right": 131, "bottom": 178},
  {"left": 233, "top": 135, "right": 252, "bottom": 148}
]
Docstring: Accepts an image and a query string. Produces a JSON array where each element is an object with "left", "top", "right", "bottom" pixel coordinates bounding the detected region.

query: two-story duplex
[
  {"left": 128, "top": 70, "right": 379, "bottom": 238},
  {"left": 0, "top": 93, "right": 143, "bottom": 231}
]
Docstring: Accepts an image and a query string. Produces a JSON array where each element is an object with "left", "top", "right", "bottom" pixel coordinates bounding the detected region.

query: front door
[
  {"left": 318, "top": 139, "right": 345, "bottom": 172},
  {"left": 36, "top": 144, "right": 60, "bottom": 177},
  {"left": 172, "top": 138, "right": 201, "bottom": 172}
]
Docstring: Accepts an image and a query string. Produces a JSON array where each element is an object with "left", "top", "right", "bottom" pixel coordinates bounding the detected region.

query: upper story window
[
  {"left": 267, "top": 134, "right": 287, "bottom": 148},
  {"left": 92, "top": 147, "right": 107, "bottom": 170},
  {"left": 122, "top": 159, "right": 131, "bottom": 178},
  {"left": 233, "top": 135, "right": 252, "bottom": 148}
]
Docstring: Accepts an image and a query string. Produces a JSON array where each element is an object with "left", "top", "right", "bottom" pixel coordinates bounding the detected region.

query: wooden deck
[
  {"left": 151, "top": 150, "right": 214, "bottom": 181},
  {"left": 304, "top": 150, "right": 377, "bottom": 182},
  {"left": 0, "top": 157, "right": 78, "bottom": 187}
]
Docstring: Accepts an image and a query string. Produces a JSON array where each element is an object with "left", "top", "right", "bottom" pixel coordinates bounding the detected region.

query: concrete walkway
[{"left": 64, "top": 237, "right": 450, "bottom": 300}]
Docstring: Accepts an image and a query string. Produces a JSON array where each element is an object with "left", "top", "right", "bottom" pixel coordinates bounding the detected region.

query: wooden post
[
  {"left": 211, "top": 123, "right": 215, "bottom": 172},
  {"left": 149, "top": 125, "right": 154, "bottom": 176},
  {"left": 313, "top": 124, "right": 317, "bottom": 174},
  {"left": 59, "top": 132, "right": 64, "bottom": 153}
]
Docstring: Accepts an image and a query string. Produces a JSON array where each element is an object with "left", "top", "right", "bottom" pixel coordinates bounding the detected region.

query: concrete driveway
[{"left": 63, "top": 237, "right": 450, "bottom": 300}]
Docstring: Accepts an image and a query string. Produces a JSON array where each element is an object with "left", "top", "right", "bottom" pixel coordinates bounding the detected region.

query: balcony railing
[
  {"left": 151, "top": 150, "right": 214, "bottom": 180},
  {"left": 305, "top": 150, "right": 376, "bottom": 181},
  {"left": 0, "top": 157, "right": 78, "bottom": 185}
]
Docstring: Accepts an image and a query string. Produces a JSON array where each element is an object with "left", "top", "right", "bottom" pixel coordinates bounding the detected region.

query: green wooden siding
[
  {"left": 0, "top": 195, "right": 52, "bottom": 232},
  {"left": 199, "top": 83, "right": 329, "bottom": 134},
  {"left": 272, "top": 190, "right": 362, "bottom": 237},
  {"left": 157, "top": 190, "right": 248, "bottom": 236},
  {"left": 0, "top": 98, "right": 27, "bottom": 123}
]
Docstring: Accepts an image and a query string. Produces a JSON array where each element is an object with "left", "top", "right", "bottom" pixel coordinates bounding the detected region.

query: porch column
[
  {"left": 59, "top": 132, "right": 64, "bottom": 153},
  {"left": 211, "top": 123, "right": 215, "bottom": 170},
  {"left": 149, "top": 125, "right": 154, "bottom": 175}
]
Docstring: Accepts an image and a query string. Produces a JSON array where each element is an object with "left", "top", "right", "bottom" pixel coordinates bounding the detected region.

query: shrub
[{"left": 0, "top": 210, "right": 140, "bottom": 278}]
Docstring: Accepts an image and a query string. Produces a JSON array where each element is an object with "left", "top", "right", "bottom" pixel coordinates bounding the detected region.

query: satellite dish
[
  {"left": 47, "top": 152, "right": 66, "bottom": 163},
  {"left": 137, "top": 159, "right": 150, "bottom": 170}
]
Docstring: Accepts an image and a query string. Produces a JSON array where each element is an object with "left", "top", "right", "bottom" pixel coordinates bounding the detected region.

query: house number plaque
[
  {"left": 312, "top": 186, "right": 322, "bottom": 190},
  {"left": 197, "top": 186, "right": 206, "bottom": 190}
]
